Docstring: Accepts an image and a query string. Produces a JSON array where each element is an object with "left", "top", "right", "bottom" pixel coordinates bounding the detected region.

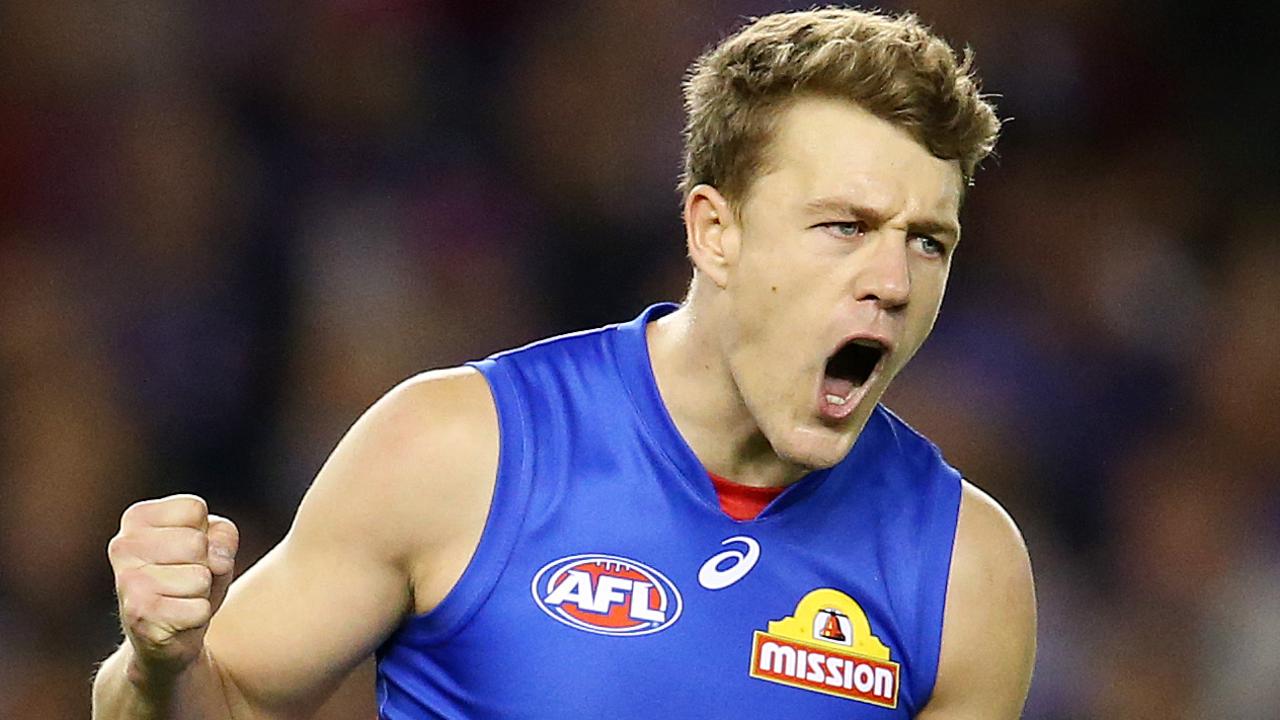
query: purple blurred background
[{"left": 1, "top": 1, "right": 1277, "bottom": 718}]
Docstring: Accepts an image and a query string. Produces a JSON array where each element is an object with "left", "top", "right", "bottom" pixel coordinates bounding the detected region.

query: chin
[{"left": 772, "top": 421, "right": 863, "bottom": 471}]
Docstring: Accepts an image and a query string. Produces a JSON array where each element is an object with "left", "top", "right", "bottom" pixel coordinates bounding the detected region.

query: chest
[
  {"left": 400, "top": 472, "right": 924, "bottom": 718},
  {"left": 513, "top": 526, "right": 908, "bottom": 712},
  {"left": 378, "top": 387, "right": 956, "bottom": 718}
]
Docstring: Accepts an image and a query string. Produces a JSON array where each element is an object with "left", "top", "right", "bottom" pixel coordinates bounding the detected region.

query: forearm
[{"left": 92, "top": 643, "right": 239, "bottom": 720}]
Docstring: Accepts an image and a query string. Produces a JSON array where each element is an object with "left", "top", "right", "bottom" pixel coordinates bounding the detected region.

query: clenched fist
[{"left": 108, "top": 494, "right": 239, "bottom": 679}]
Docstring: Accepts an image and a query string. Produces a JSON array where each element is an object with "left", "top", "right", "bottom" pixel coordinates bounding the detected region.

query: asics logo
[{"left": 698, "top": 535, "right": 761, "bottom": 590}]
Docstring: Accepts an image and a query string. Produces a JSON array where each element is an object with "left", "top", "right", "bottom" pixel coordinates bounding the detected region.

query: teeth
[
  {"left": 825, "top": 394, "right": 846, "bottom": 405},
  {"left": 852, "top": 338, "right": 883, "bottom": 349}
]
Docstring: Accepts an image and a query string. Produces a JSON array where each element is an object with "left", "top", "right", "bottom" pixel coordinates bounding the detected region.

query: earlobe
[{"left": 684, "top": 184, "right": 737, "bottom": 289}]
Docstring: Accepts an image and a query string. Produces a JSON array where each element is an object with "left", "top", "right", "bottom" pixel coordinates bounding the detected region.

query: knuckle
[
  {"left": 194, "top": 566, "right": 214, "bottom": 595},
  {"left": 191, "top": 597, "right": 213, "bottom": 622},
  {"left": 116, "top": 567, "right": 145, "bottom": 593},
  {"left": 185, "top": 530, "right": 209, "bottom": 560},
  {"left": 137, "top": 590, "right": 161, "bottom": 618},
  {"left": 139, "top": 620, "right": 173, "bottom": 647},
  {"left": 169, "top": 494, "right": 209, "bottom": 523},
  {"left": 170, "top": 598, "right": 212, "bottom": 631},
  {"left": 164, "top": 528, "right": 205, "bottom": 561},
  {"left": 120, "top": 597, "right": 143, "bottom": 626},
  {"left": 106, "top": 535, "right": 127, "bottom": 562},
  {"left": 119, "top": 501, "right": 147, "bottom": 529},
  {"left": 120, "top": 588, "right": 152, "bottom": 625}
]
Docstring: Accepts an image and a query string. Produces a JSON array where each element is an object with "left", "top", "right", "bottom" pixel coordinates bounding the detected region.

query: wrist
[{"left": 121, "top": 645, "right": 184, "bottom": 697}]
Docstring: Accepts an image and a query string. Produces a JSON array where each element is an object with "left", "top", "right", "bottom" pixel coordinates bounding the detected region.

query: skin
[
  {"left": 94, "top": 368, "right": 500, "bottom": 719},
  {"left": 654, "top": 96, "right": 1035, "bottom": 717},
  {"left": 93, "top": 96, "right": 1034, "bottom": 719},
  {"left": 652, "top": 95, "right": 963, "bottom": 487}
]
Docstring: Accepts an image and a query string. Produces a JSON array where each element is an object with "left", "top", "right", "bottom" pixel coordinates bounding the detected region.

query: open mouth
[{"left": 819, "top": 338, "right": 886, "bottom": 419}]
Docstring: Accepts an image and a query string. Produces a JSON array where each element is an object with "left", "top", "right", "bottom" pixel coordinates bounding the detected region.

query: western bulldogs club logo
[
  {"left": 531, "top": 554, "right": 682, "bottom": 636},
  {"left": 749, "top": 588, "right": 900, "bottom": 708}
]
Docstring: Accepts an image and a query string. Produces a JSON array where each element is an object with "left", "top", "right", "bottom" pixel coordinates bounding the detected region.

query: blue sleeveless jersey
[{"left": 376, "top": 304, "right": 962, "bottom": 718}]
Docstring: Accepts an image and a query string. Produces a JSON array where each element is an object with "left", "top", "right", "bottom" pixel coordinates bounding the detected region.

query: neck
[{"left": 646, "top": 302, "right": 809, "bottom": 489}]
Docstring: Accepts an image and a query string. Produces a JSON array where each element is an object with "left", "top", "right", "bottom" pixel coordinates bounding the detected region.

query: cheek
[
  {"left": 727, "top": 286, "right": 814, "bottom": 377},
  {"left": 904, "top": 269, "right": 950, "bottom": 341},
  {"left": 748, "top": 252, "right": 834, "bottom": 314},
  {"left": 729, "top": 234, "right": 832, "bottom": 345},
  {"left": 910, "top": 255, "right": 950, "bottom": 300},
  {"left": 732, "top": 249, "right": 804, "bottom": 318}
]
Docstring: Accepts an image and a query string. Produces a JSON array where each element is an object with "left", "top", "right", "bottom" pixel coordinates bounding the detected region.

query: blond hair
[{"left": 679, "top": 7, "right": 1000, "bottom": 204}]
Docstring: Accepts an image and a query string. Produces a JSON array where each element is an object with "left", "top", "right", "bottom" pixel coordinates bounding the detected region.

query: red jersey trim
[{"left": 709, "top": 473, "right": 785, "bottom": 521}]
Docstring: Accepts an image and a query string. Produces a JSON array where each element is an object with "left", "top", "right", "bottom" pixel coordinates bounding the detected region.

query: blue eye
[
  {"left": 819, "top": 221, "right": 867, "bottom": 238},
  {"left": 912, "top": 234, "right": 947, "bottom": 258}
]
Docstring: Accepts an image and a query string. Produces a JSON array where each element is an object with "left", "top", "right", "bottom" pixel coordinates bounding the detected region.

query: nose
[{"left": 854, "top": 233, "right": 911, "bottom": 309}]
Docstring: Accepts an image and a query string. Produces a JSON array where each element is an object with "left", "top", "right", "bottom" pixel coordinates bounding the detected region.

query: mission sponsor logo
[
  {"left": 531, "top": 553, "right": 682, "bottom": 636},
  {"left": 749, "top": 588, "right": 900, "bottom": 708}
]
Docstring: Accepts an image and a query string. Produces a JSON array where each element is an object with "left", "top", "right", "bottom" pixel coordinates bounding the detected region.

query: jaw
[
  {"left": 727, "top": 339, "right": 897, "bottom": 476},
  {"left": 782, "top": 344, "right": 909, "bottom": 470},
  {"left": 762, "top": 393, "right": 881, "bottom": 471},
  {"left": 773, "top": 418, "right": 869, "bottom": 471}
]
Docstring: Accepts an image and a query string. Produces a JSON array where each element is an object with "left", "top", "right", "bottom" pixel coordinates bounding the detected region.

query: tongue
[{"left": 822, "top": 375, "right": 855, "bottom": 400}]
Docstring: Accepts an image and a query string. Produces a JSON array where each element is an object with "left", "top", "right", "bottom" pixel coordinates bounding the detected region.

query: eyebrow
[{"left": 802, "top": 197, "right": 960, "bottom": 240}]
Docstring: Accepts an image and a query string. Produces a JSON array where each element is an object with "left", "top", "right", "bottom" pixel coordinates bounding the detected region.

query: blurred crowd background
[{"left": 2, "top": 1, "right": 1277, "bottom": 718}]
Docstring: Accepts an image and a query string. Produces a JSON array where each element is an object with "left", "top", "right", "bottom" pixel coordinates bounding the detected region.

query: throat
[{"left": 709, "top": 473, "right": 786, "bottom": 521}]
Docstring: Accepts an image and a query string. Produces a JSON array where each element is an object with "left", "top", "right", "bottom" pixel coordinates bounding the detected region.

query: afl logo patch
[{"left": 531, "top": 554, "right": 683, "bottom": 636}]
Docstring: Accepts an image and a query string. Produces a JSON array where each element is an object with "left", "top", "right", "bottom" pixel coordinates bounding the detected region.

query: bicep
[
  {"left": 203, "top": 430, "right": 414, "bottom": 718},
  {"left": 205, "top": 528, "right": 405, "bottom": 718},
  {"left": 917, "top": 481, "right": 1036, "bottom": 720},
  {"left": 203, "top": 368, "right": 497, "bottom": 718}
]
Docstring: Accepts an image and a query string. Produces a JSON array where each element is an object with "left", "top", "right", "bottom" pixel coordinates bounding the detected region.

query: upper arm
[
  {"left": 917, "top": 480, "right": 1037, "bottom": 720},
  {"left": 204, "top": 367, "right": 499, "bottom": 718}
]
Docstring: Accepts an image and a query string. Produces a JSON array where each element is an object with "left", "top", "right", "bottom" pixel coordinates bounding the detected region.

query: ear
[{"left": 683, "top": 184, "right": 739, "bottom": 289}]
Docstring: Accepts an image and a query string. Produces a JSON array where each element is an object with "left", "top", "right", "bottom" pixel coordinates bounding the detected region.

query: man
[{"left": 94, "top": 8, "right": 1034, "bottom": 719}]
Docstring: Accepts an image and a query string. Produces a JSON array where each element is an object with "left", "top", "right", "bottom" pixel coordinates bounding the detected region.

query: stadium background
[{"left": 1, "top": 1, "right": 1277, "bottom": 717}]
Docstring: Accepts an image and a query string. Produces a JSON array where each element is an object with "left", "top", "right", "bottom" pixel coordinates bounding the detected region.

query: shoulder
[
  {"left": 356, "top": 367, "right": 499, "bottom": 476},
  {"left": 918, "top": 480, "right": 1036, "bottom": 719},
  {"left": 325, "top": 366, "right": 497, "bottom": 489},
  {"left": 946, "top": 480, "right": 1033, "bottom": 577},
  {"left": 294, "top": 366, "right": 500, "bottom": 578}
]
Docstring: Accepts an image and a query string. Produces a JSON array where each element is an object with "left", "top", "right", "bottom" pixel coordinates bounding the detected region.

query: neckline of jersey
[{"left": 611, "top": 303, "right": 839, "bottom": 523}]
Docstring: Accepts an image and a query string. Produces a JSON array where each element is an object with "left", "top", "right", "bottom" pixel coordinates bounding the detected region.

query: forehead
[{"left": 750, "top": 96, "right": 962, "bottom": 221}]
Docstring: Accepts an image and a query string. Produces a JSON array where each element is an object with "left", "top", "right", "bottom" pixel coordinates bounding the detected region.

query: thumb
[{"left": 206, "top": 514, "right": 240, "bottom": 613}]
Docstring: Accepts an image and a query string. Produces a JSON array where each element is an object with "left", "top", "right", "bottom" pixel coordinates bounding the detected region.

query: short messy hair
[{"left": 679, "top": 7, "right": 1001, "bottom": 205}]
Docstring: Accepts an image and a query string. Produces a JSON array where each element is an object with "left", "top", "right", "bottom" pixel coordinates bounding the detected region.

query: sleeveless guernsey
[{"left": 376, "top": 303, "right": 963, "bottom": 718}]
